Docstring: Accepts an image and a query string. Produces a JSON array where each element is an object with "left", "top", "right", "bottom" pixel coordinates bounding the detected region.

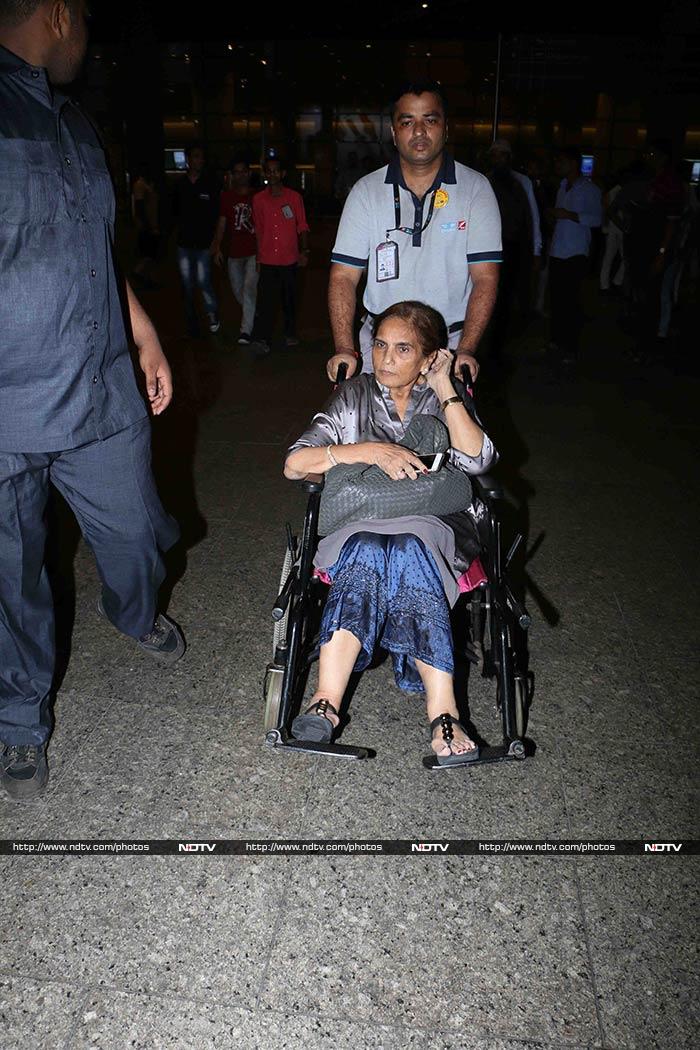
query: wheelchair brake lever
[{"left": 285, "top": 523, "right": 297, "bottom": 560}]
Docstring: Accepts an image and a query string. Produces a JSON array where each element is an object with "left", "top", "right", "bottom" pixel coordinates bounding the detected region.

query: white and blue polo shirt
[{"left": 331, "top": 154, "right": 502, "bottom": 333}]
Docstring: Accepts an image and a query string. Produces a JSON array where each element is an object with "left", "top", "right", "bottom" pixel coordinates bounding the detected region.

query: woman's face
[{"left": 372, "top": 317, "right": 432, "bottom": 390}]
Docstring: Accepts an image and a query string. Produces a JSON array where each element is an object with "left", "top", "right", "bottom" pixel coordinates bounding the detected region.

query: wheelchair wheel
[
  {"left": 263, "top": 661, "right": 284, "bottom": 734},
  {"left": 514, "top": 674, "right": 528, "bottom": 738},
  {"left": 497, "top": 674, "right": 528, "bottom": 739}
]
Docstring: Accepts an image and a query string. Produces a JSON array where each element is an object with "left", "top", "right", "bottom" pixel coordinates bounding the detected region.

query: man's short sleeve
[
  {"left": 465, "top": 176, "right": 503, "bottom": 265},
  {"left": 331, "top": 180, "right": 370, "bottom": 269}
]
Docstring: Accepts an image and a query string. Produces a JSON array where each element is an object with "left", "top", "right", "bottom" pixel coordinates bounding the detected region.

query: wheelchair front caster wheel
[{"left": 508, "top": 739, "right": 526, "bottom": 759}]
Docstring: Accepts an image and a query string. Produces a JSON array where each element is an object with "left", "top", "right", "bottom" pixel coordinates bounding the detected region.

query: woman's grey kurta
[{"left": 287, "top": 373, "right": 497, "bottom": 606}]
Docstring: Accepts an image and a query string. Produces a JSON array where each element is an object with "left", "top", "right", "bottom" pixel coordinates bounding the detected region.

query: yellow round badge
[{"left": 434, "top": 189, "right": 449, "bottom": 209}]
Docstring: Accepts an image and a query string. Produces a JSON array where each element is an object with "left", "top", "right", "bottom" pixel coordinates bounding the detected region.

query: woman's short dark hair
[{"left": 372, "top": 301, "right": 448, "bottom": 358}]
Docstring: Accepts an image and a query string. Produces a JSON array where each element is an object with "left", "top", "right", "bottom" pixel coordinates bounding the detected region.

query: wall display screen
[{"left": 165, "top": 149, "right": 187, "bottom": 171}]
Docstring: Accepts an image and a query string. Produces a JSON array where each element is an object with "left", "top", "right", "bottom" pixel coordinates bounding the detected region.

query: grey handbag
[{"left": 319, "top": 414, "right": 473, "bottom": 536}]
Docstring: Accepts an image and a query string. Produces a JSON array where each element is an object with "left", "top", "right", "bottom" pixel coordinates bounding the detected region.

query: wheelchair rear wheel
[{"left": 263, "top": 660, "right": 284, "bottom": 734}]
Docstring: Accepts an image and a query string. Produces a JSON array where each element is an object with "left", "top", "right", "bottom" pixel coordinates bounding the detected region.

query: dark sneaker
[
  {"left": 252, "top": 340, "right": 272, "bottom": 357},
  {"left": 1, "top": 743, "right": 49, "bottom": 801},
  {"left": 238, "top": 332, "right": 252, "bottom": 345},
  {"left": 97, "top": 600, "right": 185, "bottom": 665},
  {"left": 285, "top": 336, "right": 299, "bottom": 347},
  {"left": 137, "top": 613, "right": 186, "bottom": 664},
  {"left": 208, "top": 315, "right": 221, "bottom": 334}
]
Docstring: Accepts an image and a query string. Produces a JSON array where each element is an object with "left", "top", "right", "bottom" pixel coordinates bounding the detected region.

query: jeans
[
  {"left": 177, "top": 247, "right": 219, "bottom": 334},
  {"left": 227, "top": 255, "right": 258, "bottom": 335},
  {"left": 0, "top": 418, "right": 179, "bottom": 746},
  {"left": 320, "top": 533, "right": 454, "bottom": 693}
]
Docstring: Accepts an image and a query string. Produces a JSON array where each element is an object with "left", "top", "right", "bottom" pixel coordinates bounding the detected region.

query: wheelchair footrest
[
  {"left": 422, "top": 741, "right": 528, "bottom": 770},
  {"left": 266, "top": 731, "right": 369, "bottom": 760}
]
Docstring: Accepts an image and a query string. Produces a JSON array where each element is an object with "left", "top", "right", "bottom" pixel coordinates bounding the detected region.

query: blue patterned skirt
[{"left": 319, "top": 532, "right": 454, "bottom": 693}]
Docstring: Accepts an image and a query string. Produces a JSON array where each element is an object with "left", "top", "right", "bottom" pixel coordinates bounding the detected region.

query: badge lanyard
[
  {"left": 387, "top": 183, "right": 438, "bottom": 240},
  {"left": 376, "top": 185, "right": 439, "bottom": 283}
]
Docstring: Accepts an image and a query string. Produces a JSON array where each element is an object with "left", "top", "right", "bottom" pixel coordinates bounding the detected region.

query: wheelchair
[{"left": 262, "top": 368, "right": 532, "bottom": 769}]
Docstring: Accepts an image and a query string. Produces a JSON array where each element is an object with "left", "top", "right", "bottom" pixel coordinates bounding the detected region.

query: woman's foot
[
  {"left": 291, "top": 698, "right": 340, "bottom": 742},
  {"left": 430, "top": 712, "right": 478, "bottom": 761}
]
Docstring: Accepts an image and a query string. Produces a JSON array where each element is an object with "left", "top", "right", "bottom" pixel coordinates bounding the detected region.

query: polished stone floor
[{"left": 1, "top": 249, "right": 698, "bottom": 1049}]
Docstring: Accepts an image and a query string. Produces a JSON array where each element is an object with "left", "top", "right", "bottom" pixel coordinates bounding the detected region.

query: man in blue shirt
[
  {"left": 0, "top": 0, "right": 185, "bottom": 800},
  {"left": 548, "top": 146, "right": 602, "bottom": 363}
]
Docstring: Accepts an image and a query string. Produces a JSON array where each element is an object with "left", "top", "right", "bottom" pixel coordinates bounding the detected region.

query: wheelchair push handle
[
  {"left": 460, "top": 363, "right": 475, "bottom": 397},
  {"left": 334, "top": 362, "right": 348, "bottom": 385}
]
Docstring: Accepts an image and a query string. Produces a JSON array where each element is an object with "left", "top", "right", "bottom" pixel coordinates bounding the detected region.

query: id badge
[
  {"left": 281, "top": 204, "right": 294, "bottom": 219},
  {"left": 376, "top": 240, "right": 399, "bottom": 282}
]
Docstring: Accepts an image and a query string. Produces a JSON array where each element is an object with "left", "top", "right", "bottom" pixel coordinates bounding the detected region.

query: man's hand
[
  {"left": 298, "top": 250, "right": 310, "bottom": 269},
  {"left": 326, "top": 351, "right": 358, "bottom": 382},
  {"left": 138, "top": 339, "right": 173, "bottom": 416},
  {"left": 454, "top": 348, "right": 479, "bottom": 382},
  {"left": 212, "top": 246, "right": 224, "bottom": 266}
]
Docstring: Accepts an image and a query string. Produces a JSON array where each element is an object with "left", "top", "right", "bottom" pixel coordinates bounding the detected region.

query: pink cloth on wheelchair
[{"left": 313, "top": 556, "right": 486, "bottom": 594}]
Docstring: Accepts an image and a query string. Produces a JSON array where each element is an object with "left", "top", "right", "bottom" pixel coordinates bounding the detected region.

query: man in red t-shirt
[
  {"left": 251, "top": 157, "right": 310, "bottom": 354},
  {"left": 213, "top": 157, "right": 258, "bottom": 344}
]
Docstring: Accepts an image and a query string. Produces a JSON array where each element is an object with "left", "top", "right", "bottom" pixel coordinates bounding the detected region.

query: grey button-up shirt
[{"left": 0, "top": 45, "right": 146, "bottom": 452}]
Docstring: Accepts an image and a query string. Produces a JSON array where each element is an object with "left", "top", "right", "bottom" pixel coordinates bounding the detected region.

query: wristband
[
  {"left": 327, "top": 445, "right": 339, "bottom": 467},
  {"left": 442, "top": 395, "right": 462, "bottom": 411}
]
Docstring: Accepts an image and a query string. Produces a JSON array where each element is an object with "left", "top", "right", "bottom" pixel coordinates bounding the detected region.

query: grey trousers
[{"left": 0, "top": 417, "right": 179, "bottom": 746}]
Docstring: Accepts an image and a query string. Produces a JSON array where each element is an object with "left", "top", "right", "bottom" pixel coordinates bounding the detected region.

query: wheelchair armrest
[
  {"left": 473, "top": 472, "right": 505, "bottom": 501},
  {"left": 301, "top": 473, "right": 325, "bottom": 493}
]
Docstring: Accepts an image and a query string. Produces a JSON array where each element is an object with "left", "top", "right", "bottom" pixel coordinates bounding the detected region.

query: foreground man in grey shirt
[
  {"left": 327, "top": 80, "right": 502, "bottom": 383},
  {"left": 0, "top": 0, "right": 184, "bottom": 800}
]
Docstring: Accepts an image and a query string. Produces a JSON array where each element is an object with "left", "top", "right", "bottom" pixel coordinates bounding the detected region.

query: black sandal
[
  {"left": 429, "top": 712, "right": 480, "bottom": 767},
  {"left": 291, "top": 699, "right": 339, "bottom": 743}
]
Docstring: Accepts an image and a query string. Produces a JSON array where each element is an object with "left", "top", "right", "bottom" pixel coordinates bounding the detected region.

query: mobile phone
[{"left": 418, "top": 452, "right": 445, "bottom": 472}]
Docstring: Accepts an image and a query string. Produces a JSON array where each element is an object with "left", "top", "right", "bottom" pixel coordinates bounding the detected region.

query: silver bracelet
[{"left": 327, "top": 445, "right": 338, "bottom": 467}]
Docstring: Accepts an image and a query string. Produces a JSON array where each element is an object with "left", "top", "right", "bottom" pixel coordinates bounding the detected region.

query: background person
[
  {"left": 172, "top": 141, "right": 221, "bottom": 336},
  {"left": 131, "top": 164, "right": 160, "bottom": 290},
  {"left": 251, "top": 156, "right": 310, "bottom": 355},
  {"left": 213, "top": 155, "right": 258, "bottom": 345},
  {"left": 547, "top": 146, "right": 603, "bottom": 364},
  {"left": 486, "top": 139, "right": 535, "bottom": 356}
]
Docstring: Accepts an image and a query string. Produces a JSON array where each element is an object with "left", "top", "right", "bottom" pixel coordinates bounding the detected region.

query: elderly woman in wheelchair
[{"left": 283, "top": 300, "right": 497, "bottom": 767}]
